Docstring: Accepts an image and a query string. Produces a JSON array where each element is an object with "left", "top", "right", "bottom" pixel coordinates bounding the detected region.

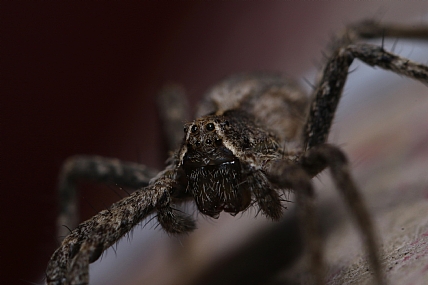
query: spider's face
[
  {"left": 178, "top": 110, "right": 273, "bottom": 168},
  {"left": 178, "top": 115, "right": 252, "bottom": 218},
  {"left": 180, "top": 115, "right": 233, "bottom": 167}
]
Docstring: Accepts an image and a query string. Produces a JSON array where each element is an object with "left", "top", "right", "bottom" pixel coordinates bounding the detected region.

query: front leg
[
  {"left": 57, "top": 156, "right": 159, "bottom": 238},
  {"left": 46, "top": 170, "right": 195, "bottom": 285}
]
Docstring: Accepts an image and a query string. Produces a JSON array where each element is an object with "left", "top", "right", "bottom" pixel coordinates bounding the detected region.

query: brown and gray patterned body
[
  {"left": 46, "top": 20, "right": 428, "bottom": 285},
  {"left": 178, "top": 74, "right": 309, "bottom": 218}
]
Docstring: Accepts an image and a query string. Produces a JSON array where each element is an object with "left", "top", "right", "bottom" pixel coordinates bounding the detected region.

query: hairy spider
[{"left": 46, "top": 20, "right": 428, "bottom": 285}]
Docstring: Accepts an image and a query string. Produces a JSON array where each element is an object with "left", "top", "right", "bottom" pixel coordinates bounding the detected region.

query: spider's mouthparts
[
  {"left": 183, "top": 157, "right": 251, "bottom": 218},
  {"left": 184, "top": 155, "right": 236, "bottom": 168},
  {"left": 182, "top": 143, "right": 236, "bottom": 168}
]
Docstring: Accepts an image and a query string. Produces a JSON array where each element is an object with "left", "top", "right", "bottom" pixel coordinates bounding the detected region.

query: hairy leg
[
  {"left": 249, "top": 170, "right": 284, "bottom": 220},
  {"left": 266, "top": 161, "right": 324, "bottom": 285},
  {"left": 48, "top": 173, "right": 195, "bottom": 285},
  {"left": 304, "top": 21, "right": 428, "bottom": 150},
  {"left": 51, "top": 85, "right": 191, "bottom": 284},
  {"left": 301, "top": 144, "right": 385, "bottom": 285},
  {"left": 57, "top": 156, "right": 158, "bottom": 238},
  {"left": 340, "top": 20, "right": 428, "bottom": 45}
]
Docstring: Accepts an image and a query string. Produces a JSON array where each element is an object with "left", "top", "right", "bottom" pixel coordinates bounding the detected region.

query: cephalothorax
[
  {"left": 177, "top": 75, "right": 309, "bottom": 221},
  {"left": 46, "top": 20, "right": 428, "bottom": 285}
]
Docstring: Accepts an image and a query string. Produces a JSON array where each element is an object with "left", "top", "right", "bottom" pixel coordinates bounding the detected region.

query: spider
[{"left": 45, "top": 20, "right": 428, "bottom": 285}]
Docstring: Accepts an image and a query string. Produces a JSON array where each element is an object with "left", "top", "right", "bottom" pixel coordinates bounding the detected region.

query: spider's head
[
  {"left": 179, "top": 115, "right": 234, "bottom": 167},
  {"left": 178, "top": 110, "right": 259, "bottom": 168},
  {"left": 178, "top": 114, "right": 252, "bottom": 218}
]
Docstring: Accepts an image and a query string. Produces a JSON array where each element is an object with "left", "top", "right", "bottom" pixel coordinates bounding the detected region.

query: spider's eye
[
  {"left": 191, "top": 125, "right": 198, "bottom": 133},
  {"left": 206, "top": 123, "right": 215, "bottom": 131},
  {"left": 184, "top": 127, "right": 188, "bottom": 133},
  {"left": 215, "top": 138, "right": 222, "bottom": 146},
  {"left": 205, "top": 139, "right": 212, "bottom": 145}
]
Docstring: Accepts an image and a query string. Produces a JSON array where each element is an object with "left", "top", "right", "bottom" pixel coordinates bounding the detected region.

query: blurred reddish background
[{"left": 2, "top": 2, "right": 427, "bottom": 285}]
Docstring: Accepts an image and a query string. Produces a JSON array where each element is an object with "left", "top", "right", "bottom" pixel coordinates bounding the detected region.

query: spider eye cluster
[
  {"left": 184, "top": 119, "right": 227, "bottom": 151},
  {"left": 187, "top": 122, "right": 215, "bottom": 133}
]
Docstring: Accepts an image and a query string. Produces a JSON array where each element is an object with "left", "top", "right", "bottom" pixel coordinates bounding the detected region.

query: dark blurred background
[{"left": 2, "top": 1, "right": 427, "bottom": 285}]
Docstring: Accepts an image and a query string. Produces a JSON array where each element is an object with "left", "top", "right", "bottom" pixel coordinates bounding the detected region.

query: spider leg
[
  {"left": 298, "top": 20, "right": 428, "bottom": 284},
  {"left": 47, "top": 173, "right": 196, "bottom": 285},
  {"left": 265, "top": 161, "right": 324, "bottom": 285},
  {"left": 341, "top": 20, "right": 428, "bottom": 44},
  {"left": 249, "top": 170, "right": 283, "bottom": 220},
  {"left": 304, "top": 41, "right": 428, "bottom": 150},
  {"left": 57, "top": 156, "right": 159, "bottom": 240},
  {"left": 157, "top": 84, "right": 190, "bottom": 151},
  {"left": 301, "top": 144, "right": 385, "bottom": 285},
  {"left": 50, "top": 85, "right": 191, "bottom": 284}
]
